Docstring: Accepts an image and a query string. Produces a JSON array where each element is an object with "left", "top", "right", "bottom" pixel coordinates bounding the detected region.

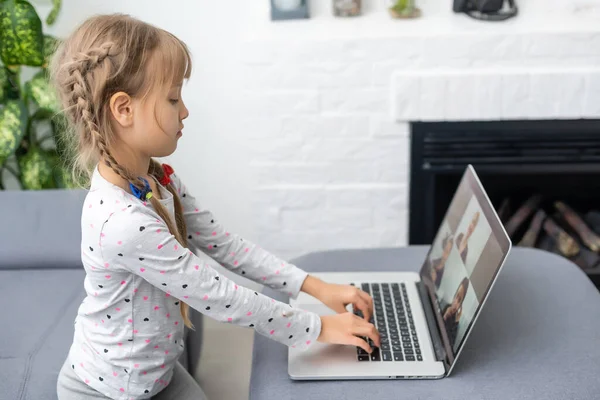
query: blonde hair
[{"left": 49, "top": 13, "right": 194, "bottom": 329}]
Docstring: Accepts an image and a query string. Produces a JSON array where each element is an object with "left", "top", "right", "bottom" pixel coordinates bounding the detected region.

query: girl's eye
[{"left": 169, "top": 99, "right": 179, "bottom": 104}]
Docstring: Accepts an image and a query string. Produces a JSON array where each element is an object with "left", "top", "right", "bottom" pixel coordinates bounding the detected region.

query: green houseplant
[
  {"left": 0, "top": 0, "right": 74, "bottom": 190},
  {"left": 388, "top": 0, "right": 421, "bottom": 18}
]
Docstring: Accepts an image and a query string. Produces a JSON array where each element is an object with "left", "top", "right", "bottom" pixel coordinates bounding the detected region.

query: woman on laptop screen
[
  {"left": 442, "top": 277, "right": 470, "bottom": 348},
  {"left": 456, "top": 211, "right": 481, "bottom": 264},
  {"left": 426, "top": 233, "right": 454, "bottom": 288}
]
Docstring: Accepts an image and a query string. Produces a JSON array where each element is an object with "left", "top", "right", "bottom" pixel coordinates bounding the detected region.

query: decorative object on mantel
[
  {"left": 388, "top": 0, "right": 421, "bottom": 19},
  {"left": 572, "top": 2, "right": 600, "bottom": 20},
  {"left": 453, "top": 0, "right": 518, "bottom": 21},
  {"left": 270, "top": 0, "right": 309, "bottom": 21},
  {"left": 333, "top": 0, "right": 361, "bottom": 17}
]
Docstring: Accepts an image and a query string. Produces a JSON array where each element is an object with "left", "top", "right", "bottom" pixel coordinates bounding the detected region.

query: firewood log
[
  {"left": 504, "top": 195, "right": 542, "bottom": 237},
  {"left": 542, "top": 217, "right": 580, "bottom": 258},
  {"left": 554, "top": 201, "right": 600, "bottom": 252},
  {"left": 538, "top": 223, "right": 597, "bottom": 269},
  {"left": 518, "top": 209, "right": 546, "bottom": 247}
]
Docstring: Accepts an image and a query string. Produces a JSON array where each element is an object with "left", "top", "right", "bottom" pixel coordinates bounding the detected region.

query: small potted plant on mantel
[{"left": 388, "top": 0, "right": 421, "bottom": 19}]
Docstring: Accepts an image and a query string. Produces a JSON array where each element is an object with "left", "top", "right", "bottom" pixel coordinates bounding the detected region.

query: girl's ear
[{"left": 109, "top": 91, "right": 134, "bottom": 128}]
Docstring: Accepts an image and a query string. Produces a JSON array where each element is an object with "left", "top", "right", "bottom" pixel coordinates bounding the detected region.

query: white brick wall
[{"left": 241, "top": 22, "right": 600, "bottom": 260}]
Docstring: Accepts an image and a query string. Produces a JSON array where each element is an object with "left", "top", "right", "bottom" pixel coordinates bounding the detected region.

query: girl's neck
[
  {"left": 104, "top": 139, "right": 151, "bottom": 174},
  {"left": 98, "top": 138, "right": 153, "bottom": 186},
  {"left": 98, "top": 156, "right": 152, "bottom": 191},
  {"left": 98, "top": 161, "right": 163, "bottom": 200}
]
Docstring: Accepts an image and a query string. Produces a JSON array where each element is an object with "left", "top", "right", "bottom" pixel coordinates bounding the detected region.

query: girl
[{"left": 51, "top": 14, "right": 380, "bottom": 400}]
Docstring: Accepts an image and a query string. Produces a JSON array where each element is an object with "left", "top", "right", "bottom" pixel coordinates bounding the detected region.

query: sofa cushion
[
  {"left": 0, "top": 189, "right": 88, "bottom": 270},
  {"left": 0, "top": 268, "right": 191, "bottom": 399},
  {"left": 1, "top": 268, "right": 86, "bottom": 400}
]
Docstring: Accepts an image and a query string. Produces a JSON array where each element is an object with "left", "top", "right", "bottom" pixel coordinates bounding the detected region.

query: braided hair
[{"left": 49, "top": 14, "right": 194, "bottom": 329}]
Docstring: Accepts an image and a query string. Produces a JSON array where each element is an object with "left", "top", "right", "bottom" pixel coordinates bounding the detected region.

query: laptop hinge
[{"left": 416, "top": 281, "right": 447, "bottom": 363}]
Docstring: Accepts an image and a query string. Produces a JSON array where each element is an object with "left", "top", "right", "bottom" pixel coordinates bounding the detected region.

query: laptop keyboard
[{"left": 351, "top": 282, "right": 423, "bottom": 362}]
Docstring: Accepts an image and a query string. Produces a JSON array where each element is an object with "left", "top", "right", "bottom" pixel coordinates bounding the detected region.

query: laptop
[{"left": 288, "top": 165, "right": 512, "bottom": 380}]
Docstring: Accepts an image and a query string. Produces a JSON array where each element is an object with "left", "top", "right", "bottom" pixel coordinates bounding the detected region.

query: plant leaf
[
  {"left": 45, "top": 0, "right": 61, "bottom": 25},
  {"left": 0, "top": 66, "right": 7, "bottom": 102},
  {"left": 47, "top": 111, "right": 68, "bottom": 156},
  {"left": 0, "top": 0, "right": 44, "bottom": 67},
  {"left": 2, "top": 66, "right": 20, "bottom": 100},
  {"left": 25, "top": 70, "right": 60, "bottom": 113},
  {"left": 43, "top": 34, "right": 61, "bottom": 67},
  {"left": 18, "top": 146, "right": 55, "bottom": 189},
  {"left": 49, "top": 151, "right": 74, "bottom": 189},
  {"left": 0, "top": 99, "right": 27, "bottom": 166}
]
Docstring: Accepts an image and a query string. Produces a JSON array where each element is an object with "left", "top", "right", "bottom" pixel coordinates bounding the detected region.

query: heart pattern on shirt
[{"left": 76, "top": 184, "right": 314, "bottom": 394}]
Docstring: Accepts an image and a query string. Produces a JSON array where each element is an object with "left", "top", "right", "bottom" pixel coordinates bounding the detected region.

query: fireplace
[{"left": 408, "top": 119, "right": 600, "bottom": 288}]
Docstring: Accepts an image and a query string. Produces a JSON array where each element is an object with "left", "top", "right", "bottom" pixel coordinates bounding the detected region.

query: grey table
[{"left": 250, "top": 246, "right": 600, "bottom": 400}]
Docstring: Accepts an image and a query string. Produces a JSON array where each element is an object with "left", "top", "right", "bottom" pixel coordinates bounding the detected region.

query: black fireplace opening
[{"left": 409, "top": 119, "right": 600, "bottom": 288}]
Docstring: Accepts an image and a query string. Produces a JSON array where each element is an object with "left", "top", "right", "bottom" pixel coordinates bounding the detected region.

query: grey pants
[{"left": 56, "top": 356, "right": 208, "bottom": 400}]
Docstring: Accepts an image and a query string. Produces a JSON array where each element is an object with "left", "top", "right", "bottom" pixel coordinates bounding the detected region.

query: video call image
[
  {"left": 424, "top": 193, "right": 500, "bottom": 353},
  {"left": 454, "top": 196, "right": 493, "bottom": 276}
]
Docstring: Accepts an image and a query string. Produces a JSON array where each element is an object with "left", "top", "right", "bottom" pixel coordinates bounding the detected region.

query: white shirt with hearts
[{"left": 67, "top": 164, "right": 321, "bottom": 399}]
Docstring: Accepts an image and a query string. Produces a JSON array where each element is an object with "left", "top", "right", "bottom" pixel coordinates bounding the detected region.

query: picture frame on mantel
[{"left": 270, "top": 0, "right": 310, "bottom": 20}]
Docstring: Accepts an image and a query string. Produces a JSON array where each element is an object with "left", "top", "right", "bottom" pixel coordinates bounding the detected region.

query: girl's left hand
[{"left": 302, "top": 276, "right": 374, "bottom": 322}]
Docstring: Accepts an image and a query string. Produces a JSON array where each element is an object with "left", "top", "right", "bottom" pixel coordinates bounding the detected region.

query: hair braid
[
  {"left": 74, "top": 42, "right": 117, "bottom": 70},
  {"left": 149, "top": 159, "right": 193, "bottom": 328}
]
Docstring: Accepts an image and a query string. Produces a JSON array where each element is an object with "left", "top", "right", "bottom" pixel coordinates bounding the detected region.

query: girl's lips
[{"left": 176, "top": 131, "right": 182, "bottom": 137}]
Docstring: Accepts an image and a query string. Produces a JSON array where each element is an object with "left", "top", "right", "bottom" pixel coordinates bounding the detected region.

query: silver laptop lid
[{"left": 419, "top": 165, "right": 512, "bottom": 373}]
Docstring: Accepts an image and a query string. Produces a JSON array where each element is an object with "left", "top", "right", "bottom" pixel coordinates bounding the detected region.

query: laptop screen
[{"left": 419, "top": 165, "right": 511, "bottom": 365}]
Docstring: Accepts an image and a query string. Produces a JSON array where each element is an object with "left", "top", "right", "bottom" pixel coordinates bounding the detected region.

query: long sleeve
[
  {"left": 99, "top": 206, "right": 321, "bottom": 350},
  {"left": 169, "top": 172, "right": 309, "bottom": 299}
]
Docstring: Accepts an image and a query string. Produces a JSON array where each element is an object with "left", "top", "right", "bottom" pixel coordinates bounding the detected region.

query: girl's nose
[{"left": 181, "top": 105, "right": 189, "bottom": 120}]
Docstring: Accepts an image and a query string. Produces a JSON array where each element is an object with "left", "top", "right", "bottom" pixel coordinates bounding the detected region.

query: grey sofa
[{"left": 0, "top": 189, "right": 203, "bottom": 400}]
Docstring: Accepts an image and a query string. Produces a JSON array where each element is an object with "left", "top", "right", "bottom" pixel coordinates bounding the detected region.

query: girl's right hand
[{"left": 317, "top": 313, "right": 381, "bottom": 354}]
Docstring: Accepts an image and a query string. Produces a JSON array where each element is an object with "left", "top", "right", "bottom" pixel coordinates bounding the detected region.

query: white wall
[{"left": 36, "top": 0, "right": 600, "bottom": 266}]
